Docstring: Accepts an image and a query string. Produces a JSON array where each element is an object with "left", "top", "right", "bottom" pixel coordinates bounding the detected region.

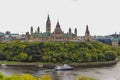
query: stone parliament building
[{"left": 26, "top": 15, "right": 77, "bottom": 42}]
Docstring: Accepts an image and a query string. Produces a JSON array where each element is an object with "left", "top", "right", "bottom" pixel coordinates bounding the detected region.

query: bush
[
  {"left": 0, "top": 52, "right": 6, "bottom": 60},
  {"left": 40, "top": 75, "right": 52, "bottom": 80},
  {"left": 104, "top": 51, "right": 117, "bottom": 61},
  {"left": 0, "top": 72, "right": 52, "bottom": 80},
  {"left": 0, "top": 72, "right": 4, "bottom": 79},
  {"left": 75, "top": 76, "right": 96, "bottom": 80}
]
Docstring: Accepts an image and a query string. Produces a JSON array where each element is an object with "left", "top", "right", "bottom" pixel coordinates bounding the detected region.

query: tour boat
[
  {"left": 55, "top": 64, "right": 73, "bottom": 71},
  {"left": 1, "top": 64, "right": 7, "bottom": 68}
]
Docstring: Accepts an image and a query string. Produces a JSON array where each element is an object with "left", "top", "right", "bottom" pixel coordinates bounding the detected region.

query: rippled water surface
[{"left": 1, "top": 62, "right": 120, "bottom": 80}]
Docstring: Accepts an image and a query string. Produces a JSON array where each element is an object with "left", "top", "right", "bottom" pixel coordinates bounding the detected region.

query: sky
[{"left": 0, "top": 0, "right": 120, "bottom": 36}]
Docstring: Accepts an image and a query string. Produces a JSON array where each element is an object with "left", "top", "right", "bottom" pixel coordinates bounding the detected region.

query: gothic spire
[
  {"left": 46, "top": 14, "right": 51, "bottom": 33},
  {"left": 56, "top": 21, "right": 60, "bottom": 28},
  {"left": 85, "top": 25, "right": 90, "bottom": 42},
  {"left": 47, "top": 14, "right": 50, "bottom": 22},
  {"left": 37, "top": 26, "right": 40, "bottom": 34},
  {"left": 74, "top": 28, "right": 77, "bottom": 36},
  {"left": 69, "top": 27, "right": 71, "bottom": 34},
  {"left": 30, "top": 26, "right": 33, "bottom": 34},
  {"left": 85, "top": 25, "right": 90, "bottom": 34},
  {"left": 53, "top": 21, "right": 63, "bottom": 34}
]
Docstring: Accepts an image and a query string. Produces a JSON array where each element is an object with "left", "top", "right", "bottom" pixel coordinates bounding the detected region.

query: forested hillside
[{"left": 0, "top": 41, "right": 119, "bottom": 63}]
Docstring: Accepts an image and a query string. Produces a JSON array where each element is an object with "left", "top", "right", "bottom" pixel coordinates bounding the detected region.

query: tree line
[{"left": 0, "top": 41, "right": 119, "bottom": 63}]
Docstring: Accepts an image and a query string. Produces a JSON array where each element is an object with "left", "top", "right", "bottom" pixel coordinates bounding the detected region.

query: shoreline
[
  {"left": 43, "top": 59, "right": 119, "bottom": 69},
  {"left": 70, "top": 60, "right": 119, "bottom": 68},
  {"left": 0, "top": 59, "right": 119, "bottom": 69}
]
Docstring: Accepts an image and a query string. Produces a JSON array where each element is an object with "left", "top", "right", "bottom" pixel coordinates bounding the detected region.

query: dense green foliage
[
  {"left": 0, "top": 72, "right": 52, "bottom": 80},
  {"left": 0, "top": 41, "right": 119, "bottom": 63}
]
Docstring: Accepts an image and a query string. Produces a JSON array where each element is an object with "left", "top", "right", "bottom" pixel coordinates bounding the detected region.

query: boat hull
[
  {"left": 55, "top": 67, "right": 73, "bottom": 71},
  {"left": 55, "top": 68, "right": 73, "bottom": 71},
  {"left": 55, "top": 64, "right": 73, "bottom": 71}
]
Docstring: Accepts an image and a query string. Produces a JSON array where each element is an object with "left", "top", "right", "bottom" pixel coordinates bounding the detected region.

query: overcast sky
[{"left": 0, "top": 0, "right": 120, "bottom": 36}]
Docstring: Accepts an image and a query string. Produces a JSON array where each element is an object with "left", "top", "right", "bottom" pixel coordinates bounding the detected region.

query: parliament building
[{"left": 27, "top": 15, "right": 77, "bottom": 42}]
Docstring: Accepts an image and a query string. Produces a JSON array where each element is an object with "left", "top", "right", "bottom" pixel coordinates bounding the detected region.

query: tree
[
  {"left": 104, "top": 51, "right": 117, "bottom": 61},
  {"left": 16, "top": 52, "right": 28, "bottom": 62},
  {"left": 0, "top": 52, "right": 5, "bottom": 60},
  {"left": 91, "top": 54, "right": 98, "bottom": 62}
]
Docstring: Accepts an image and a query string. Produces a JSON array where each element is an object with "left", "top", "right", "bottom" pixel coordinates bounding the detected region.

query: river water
[{"left": 0, "top": 62, "right": 120, "bottom": 80}]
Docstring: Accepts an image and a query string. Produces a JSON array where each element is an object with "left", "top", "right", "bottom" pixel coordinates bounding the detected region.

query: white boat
[
  {"left": 55, "top": 64, "right": 73, "bottom": 71},
  {"left": 1, "top": 64, "right": 7, "bottom": 68}
]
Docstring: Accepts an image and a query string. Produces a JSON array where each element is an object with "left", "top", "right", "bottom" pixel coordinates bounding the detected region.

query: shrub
[
  {"left": 39, "top": 75, "right": 52, "bottom": 80},
  {"left": 75, "top": 76, "right": 96, "bottom": 80},
  {"left": 0, "top": 72, "right": 52, "bottom": 80}
]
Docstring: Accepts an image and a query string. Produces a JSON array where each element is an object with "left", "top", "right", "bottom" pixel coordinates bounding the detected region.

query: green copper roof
[
  {"left": 32, "top": 32, "right": 75, "bottom": 38},
  {"left": 64, "top": 33, "right": 75, "bottom": 37},
  {"left": 111, "top": 38, "right": 119, "bottom": 41},
  {"left": 0, "top": 32, "right": 4, "bottom": 36},
  {"left": 32, "top": 32, "right": 50, "bottom": 37}
]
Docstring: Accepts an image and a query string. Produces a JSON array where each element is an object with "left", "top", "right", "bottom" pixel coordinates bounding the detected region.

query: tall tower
[
  {"left": 85, "top": 25, "right": 90, "bottom": 42},
  {"left": 37, "top": 26, "right": 40, "bottom": 34},
  {"left": 69, "top": 28, "right": 71, "bottom": 34},
  {"left": 46, "top": 14, "right": 51, "bottom": 33},
  {"left": 74, "top": 28, "right": 77, "bottom": 36},
  {"left": 30, "top": 26, "right": 33, "bottom": 35}
]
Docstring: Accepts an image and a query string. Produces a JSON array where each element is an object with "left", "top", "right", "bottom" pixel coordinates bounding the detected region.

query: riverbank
[
  {"left": 0, "top": 59, "right": 119, "bottom": 69},
  {"left": 42, "top": 59, "right": 119, "bottom": 69},
  {"left": 70, "top": 60, "right": 119, "bottom": 68}
]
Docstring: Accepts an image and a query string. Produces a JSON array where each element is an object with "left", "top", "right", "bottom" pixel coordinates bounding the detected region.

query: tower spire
[
  {"left": 46, "top": 14, "right": 51, "bottom": 33},
  {"left": 37, "top": 26, "right": 40, "bottom": 34},
  {"left": 86, "top": 25, "right": 90, "bottom": 34},
  {"left": 47, "top": 14, "right": 50, "bottom": 21},
  {"left": 74, "top": 28, "right": 77, "bottom": 36},
  {"left": 56, "top": 21, "right": 60, "bottom": 27},
  {"left": 69, "top": 27, "right": 71, "bottom": 34},
  {"left": 30, "top": 26, "right": 33, "bottom": 35},
  {"left": 85, "top": 25, "right": 90, "bottom": 42}
]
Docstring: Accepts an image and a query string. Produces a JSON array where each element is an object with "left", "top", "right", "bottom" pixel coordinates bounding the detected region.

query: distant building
[
  {"left": 3, "top": 31, "right": 21, "bottom": 42},
  {"left": 0, "top": 32, "right": 4, "bottom": 42},
  {"left": 111, "top": 33, "right": 120, "bottom": 46},
  {"left": 28, "top": 15, "right": 77, "bottom": 42},
  {"left": 4, "top": 31, "right": 11, "bottom": 41},
  {"left": 111, "top": 38, "right": 119, "bottom": 46},
  {"left": 96, "top": 32, "right": 120, "bottom": 46},
  {"left": 96, "top": 38, "right": 112, "bottom": 45}
]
